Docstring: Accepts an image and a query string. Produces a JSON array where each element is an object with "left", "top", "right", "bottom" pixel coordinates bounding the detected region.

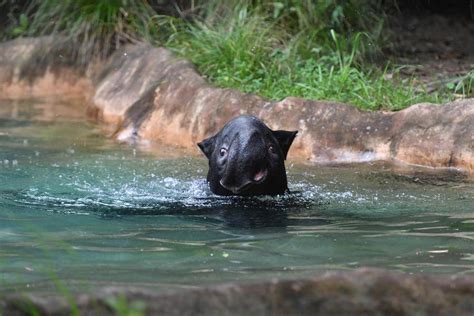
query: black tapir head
[{"left": 198, "top": 115, "right": 297, "bottom": 196}]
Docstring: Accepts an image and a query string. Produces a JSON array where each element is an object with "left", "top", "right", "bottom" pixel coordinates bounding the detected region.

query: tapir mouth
[
  {"left": 253, "top": 168, "right": 268, "bottom": 183},
  {"left": 219, "top": 180, "right": 252, "bottom": 194},
  {"left": 219, "top": 168, "right": 268, "bottom": 194}
]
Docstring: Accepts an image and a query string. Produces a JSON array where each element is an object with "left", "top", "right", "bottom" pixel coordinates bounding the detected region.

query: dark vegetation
[{"left": 1, "top": 0, "right": 472, "bottom": 110}]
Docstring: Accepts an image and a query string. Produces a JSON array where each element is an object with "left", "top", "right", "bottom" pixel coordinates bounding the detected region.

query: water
[{"left": 1, "top": 99, "right": 473, "bottom": 294}]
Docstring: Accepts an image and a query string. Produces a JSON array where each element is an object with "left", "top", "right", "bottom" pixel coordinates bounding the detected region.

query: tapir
[{"left": 198, "top": 115, "right": 297, "bottom": 196}]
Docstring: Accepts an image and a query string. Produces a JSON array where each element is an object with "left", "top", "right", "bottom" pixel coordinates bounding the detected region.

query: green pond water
[{"left": 1, "top": 99, "right": 473, "bottom": 294}]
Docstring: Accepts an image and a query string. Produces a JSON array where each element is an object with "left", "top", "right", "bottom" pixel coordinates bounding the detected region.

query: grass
[
  {"left": 7, "top": 0, "right": 157, "bottom": 62},
  {"left": 452, "top": 71, "right": 474, "bottom": 97},
  {"left": 158, "top": 1, "right": 449, "bottom": 110},
  {"left": 2, "top": 0, "right": 465, "bottom": 110},
  {"left": 105, "top": 295, "right": 146, "bottom": 316}
]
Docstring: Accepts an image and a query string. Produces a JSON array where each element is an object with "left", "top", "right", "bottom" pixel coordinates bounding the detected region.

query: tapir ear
[
  {"left": 197, "top": 135, "right": 216, "bottom": 159},
  {"left": 272, "top": 130, "right": 298, "bottom": 160}
]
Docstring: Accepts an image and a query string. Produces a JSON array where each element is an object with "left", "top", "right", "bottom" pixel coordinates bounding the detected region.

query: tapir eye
[
  {"left": 219, "top": 148, "right": 228, "bottom": 157},
  {"left": 268, "top": 145, "right": 276, "bottom": 154}
]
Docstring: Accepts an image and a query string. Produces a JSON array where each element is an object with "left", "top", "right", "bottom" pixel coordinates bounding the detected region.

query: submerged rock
[
  {"left": 2, "top": 269, "right": 474, "bottom": 315},
  {"left": 0, "top": 37, "right": 473, "bottom": 174}
]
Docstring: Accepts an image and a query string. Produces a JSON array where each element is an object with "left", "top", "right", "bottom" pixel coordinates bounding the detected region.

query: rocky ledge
[
  {"left": 2, "top": 269, "right": 474, "bottom": 315},
  {"left": 0, "top": 37, "right": 473, "bottom": 174}
]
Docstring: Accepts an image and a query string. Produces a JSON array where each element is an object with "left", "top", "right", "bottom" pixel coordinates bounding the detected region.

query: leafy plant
[
  {"left": 1, "top": 0, "right": 458, "bottom": 110},
  {"left": 10, "top": 13, "right": 29, "bottom": 37},
  {"left": 22, "top": 0, "right": 157, "bottom": 62},
  {"left": 160, "top": 1, "right": 445, "bottom": 110},
  {"left": 105, "top": 295, "right": 146, "bottom": 316},
  {"left": 454, "top": 71, "right": 474, "bottom": 97}
]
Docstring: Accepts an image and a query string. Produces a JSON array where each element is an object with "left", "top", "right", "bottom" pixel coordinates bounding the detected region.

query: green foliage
[
  {"left": 453, "top": 71, "right": 474, "bottom": 97},
  {"left": 1, "top": 0, "right": 458, "bottom": 110},
  {"left": 442, "top": 71, "right": 474, "bottom": 99},
  {"left": 21, "top": 0, "right": 157, "bottom": 61},
  {"left": 6, "top": 296, "right": 41, "bottom": 316},
  {"left": 105, "top": 295, "right": 146, "bottom": 316},
  {"left": 159, "top": 0, "right": 445, "bottom": 110},
  {"left": 10, "top": 13, "right": 29, "bottom": 37},
  {"left": 167, "top": 5, "right": 281, "bottom": 86},
  {"left": 259, "top": 0, "right": 386, "bottom": 60}
]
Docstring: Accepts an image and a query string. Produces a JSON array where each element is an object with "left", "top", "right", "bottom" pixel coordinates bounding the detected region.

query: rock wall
[
  {"left": 2, "top": 269, "right": 474, "bottom": 315},
  {"left": 1, "top": 37, "right": 473, "bottom": 174},
  {"left": 0, "top": 37, "right": 95, "bottom": 99}
]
